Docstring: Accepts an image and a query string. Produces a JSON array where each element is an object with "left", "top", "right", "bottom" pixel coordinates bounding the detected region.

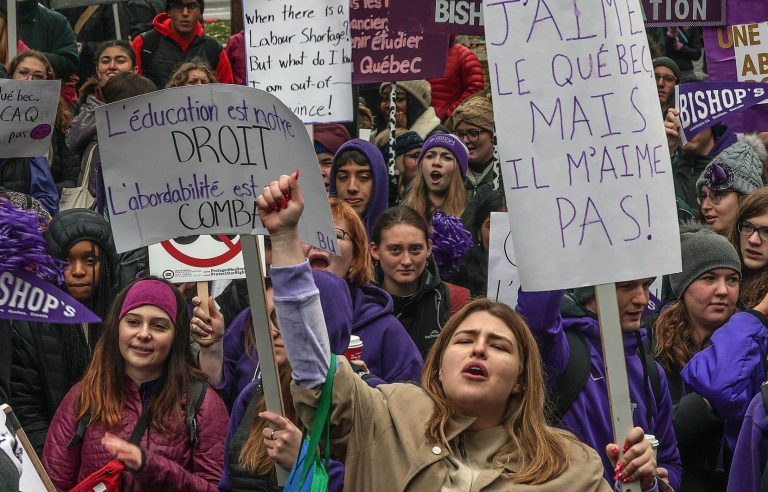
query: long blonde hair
[
  {"left": 403, "top": 161, "right": 466, "bottom": 220},
  {"left": 422, "top": 298, "right": 576, "bottom": 484}
]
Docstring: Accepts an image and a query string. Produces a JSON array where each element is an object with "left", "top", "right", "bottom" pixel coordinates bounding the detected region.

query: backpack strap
[
  {"left": 139, "top": 30, "right": 162, "bottom": 72},
  {"left": 549, "top": 330, "right": 591, "bottom": 423},
  {"left": 67, "top": 414, "right": 92, "bottom": 449},
  {"left": 186, "top": 380, "right": 207, "bottom": 448}
]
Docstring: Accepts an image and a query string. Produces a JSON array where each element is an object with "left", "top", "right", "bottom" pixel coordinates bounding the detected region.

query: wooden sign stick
[
  {"left": 240, "top": 235, "right": 288, "bottom": 484},
  {"left": 594, "top": 283, "right": 641, "bottom": 492},
  {"left": 3, "top": 405, "right": 55, "bottom": 492},
  {"left": 7, "top": 1, "right": 17, "bottom": 61}
]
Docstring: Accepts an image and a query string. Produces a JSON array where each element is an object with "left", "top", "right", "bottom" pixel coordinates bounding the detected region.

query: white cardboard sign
[
  {"left": 1, "top": 405, "right": 53, "bottom": 491},
  {"left": 149, "top": 235, "right": 246, "bottom": 282},
  {"left": 487, "top": 212, "right": 520, "bottom": 308},
  {"left": 484, "top": 0, "right": 681, "bottom": 291},
  {"left": 0, "top": 80, "right": 60, "bottom": 158},
  {"left": 243, "top": 0, "right": 353, "bottom": 123},
  {"left": 95, "top": 84, "right": 337, "bottom": 254},
  {"left": 733, "top": 22, "right": 768, "bottom": 83}
]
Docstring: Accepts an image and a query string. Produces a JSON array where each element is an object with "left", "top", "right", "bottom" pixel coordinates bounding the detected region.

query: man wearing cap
[
  {"left": 131, "top": 0, "right": 233, "bottom": 88},
  {"left": 313, "top": 124, "right": 352, "bottom": 194},
  {"left": 653, "top": 57, "right": 681, "bottom": 118}
]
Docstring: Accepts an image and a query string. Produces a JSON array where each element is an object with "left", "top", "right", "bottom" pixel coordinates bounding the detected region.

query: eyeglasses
[
  {"left": 170, "top": 1, "right": 201, "bottom": 11},
  {"left": 738, "top": 221, "right": 768, "bottom": 242},
  {"left": 334, "top": 227, "right": 351, "bottom": 241},
  {"left": 655, "top": 74, "right": 677, "bottom": 84},
  {"left": 453, "top": 129, "right": 487, "bottom": 142},
  {"left": 15, "top": 68, "right": 47, "bottom": 80},
  {"left": 697, "top": 189, "right": 729, "bottom": 205}
]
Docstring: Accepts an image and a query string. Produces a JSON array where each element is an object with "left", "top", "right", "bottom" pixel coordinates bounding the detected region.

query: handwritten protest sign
[
  {"left": 487, "top": 212, "right": 520, "bottom": 307},
  {"left": 0, "top": 270, "right": 100, "bottom": 324},
  {"left": 149, "top": 235, "right": 246, "bottom": 282},
  {"left": 0, "top": 80, "right": 60, "bottom": 158},
  {"left": 95, "top": 84, "right": 337, "bottom": 254},
  {"left": 703, "top": 0, "right": 768, "bottom": 132},
  {"left": 675, "top": 81, "right": 768, "bottom": 142},
  {"left": 2, "top": 405, "right": 55, "bottom": 492},
  {"left": 485, "top": 0, "right": 681, "bottom": 291},
  {"left": 640, "top": 0, "right": 726, "bottom": 27},
  {"left": 350, "top": 0, "right": 449, "bottom": 83},
  {"left": 389, "top": 0, "right": 485, "bottom": 36},
  {"left": 242, "top": 0, "right": 353, "bottom": 123}
]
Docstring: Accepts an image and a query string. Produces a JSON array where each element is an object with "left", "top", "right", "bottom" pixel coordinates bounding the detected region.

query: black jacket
[
  {"left": 447, "top": 243, "right": 488, "bottom": 298},
  {"left": 50, "top": 129, "right": 81, "bottom": 193},
  {"left": 377, "top": 258, "right": 451, "bottom": 358}
]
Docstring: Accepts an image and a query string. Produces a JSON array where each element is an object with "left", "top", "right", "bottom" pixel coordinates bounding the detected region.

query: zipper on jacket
[{"left": 458, "top": 434, "right": 467, "bottom": 462}]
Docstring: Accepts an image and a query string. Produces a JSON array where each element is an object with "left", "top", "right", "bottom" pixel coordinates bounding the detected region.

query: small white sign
[
  {"left": 149, "top": 235, "right": 246, "bottom": 282},
  {"left": 0, "top": 80, "right": 60, "bottom": 158},
  {"left": 487, "top": 212, "right": 520, "bottom": 308}
]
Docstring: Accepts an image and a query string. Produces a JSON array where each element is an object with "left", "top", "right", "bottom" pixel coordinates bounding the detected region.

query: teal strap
[{"left": 297, "top": 353, "right": 336, "bottom": 486}]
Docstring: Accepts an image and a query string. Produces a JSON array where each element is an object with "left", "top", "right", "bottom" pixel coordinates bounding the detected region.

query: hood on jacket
[
  {"left": 348, "top": 282, "right": 395, "bottom": 332},
  {"left": 44, "top": 208, "right": 117, "bottom": 267},
  {"left": 329, "top": 139, "right": 389, "bottom": 236},
  {"left": 67, "top": 95, "right": 104, "bottom": 151},
  {"left": 152, "top": 12, "right": 205, "bottom": 51}
]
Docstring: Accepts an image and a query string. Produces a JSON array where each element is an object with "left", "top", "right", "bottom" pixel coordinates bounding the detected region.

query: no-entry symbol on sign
[
  {"left": 160, "top": 235, "right": 242, "bottom": 268},
  {"left": 150, "top": 235, "right": 246, "bottom": 282}
]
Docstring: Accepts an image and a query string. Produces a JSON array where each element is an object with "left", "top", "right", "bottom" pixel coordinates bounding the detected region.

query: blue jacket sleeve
[
  {"left": 680, "top": 311, "right": 768, "bottom": 421},
  {"left": 28, "top": 156, "right": 59, "bottom": 215},
  {"left": 516, "top": 289, "right": 570, "bottom": 383}
]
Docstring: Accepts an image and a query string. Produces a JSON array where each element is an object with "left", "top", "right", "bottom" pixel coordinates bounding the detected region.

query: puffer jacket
[
  {"left": 0, "top": 157, "right": 59, "bottom": 216},
  {"left": 428, "top": 42, "right": 484, "bottom": 121},
  {"left": 517, "top": 290, "right": 682, "bottom": 490},
  {"left": 43, "top": 380, "right": 228, "bottom": 491}
]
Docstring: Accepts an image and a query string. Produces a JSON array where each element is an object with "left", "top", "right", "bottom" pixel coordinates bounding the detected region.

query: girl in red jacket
[{"left": 43, "top": 277, "right": 229, "bottom": 491}]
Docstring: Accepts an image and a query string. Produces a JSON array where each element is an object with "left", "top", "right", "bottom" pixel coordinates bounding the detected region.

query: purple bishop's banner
[
  {"left": 388, "top": 0, "right": 484, "bottom": 36},
  {"left": 703, "top": 0, "right": 768, "bottom": 132},
  {"left": 0, "top": 270, "right": 101, "bottom": 324},
  {"left": 640, "top": 0, "right": 726, "bottom": 27},
  {"left": 675, "top": 81, "right": 768, "bottom": 142}
]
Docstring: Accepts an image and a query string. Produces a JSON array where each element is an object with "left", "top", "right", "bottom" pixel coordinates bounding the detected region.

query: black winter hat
[{"left": 44, "top": 209, "right": 118, "bottom": 268}]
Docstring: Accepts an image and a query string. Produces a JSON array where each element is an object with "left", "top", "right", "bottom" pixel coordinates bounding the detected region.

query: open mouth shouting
[{"left": 462, "top": 361, "right": 488, "bottom": 381}]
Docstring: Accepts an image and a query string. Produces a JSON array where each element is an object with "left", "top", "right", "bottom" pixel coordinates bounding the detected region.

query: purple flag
[
  {"left": 702, "top": 0, "right": 768, "bottom": 132},
  {"left": 388, "top": 0, "right": 485, "bottom": 36},
  {"left": 675, "top": 81, "right": 768, "bottom": 142},
  {"left": 350, "top": 2, "right": 449, "bottom": 83},
  {"left": 0, "top": 270, "right": 100, "bottom": 324}
]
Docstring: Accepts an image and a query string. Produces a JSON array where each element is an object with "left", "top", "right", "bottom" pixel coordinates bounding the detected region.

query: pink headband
[{"left": 118, "top": 279, "right": 178, "bottom": 322}]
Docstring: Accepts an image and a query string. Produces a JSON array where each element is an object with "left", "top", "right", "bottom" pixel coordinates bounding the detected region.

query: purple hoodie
[
  {"left": 347, "top": 282, "right": 424, "bottom": 385},
  {"left": 680, "top": 310, "right": 768, "bottom": 451},
  {"left": 215, "top": 270, "right": 352, "bottom": 409},
  {"left": 727, "top": 391, "right": 768, "bottom": 492},
  {"left": 516, "top": 290, "right": 682, "bottom": 489},
  {"left": 218, "top": 380, "right": 344, "bottom": 492},
  {"left": 329, "top": 139, "right": 389, "bottom": 237}
]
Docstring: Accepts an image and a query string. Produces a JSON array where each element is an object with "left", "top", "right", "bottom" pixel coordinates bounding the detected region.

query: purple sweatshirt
[
  {"left": 516, "top": 290, "right": 682, "bottom": 490},
  {"left": 727, "top": 391, "right": 768, "bottom": 492},
  {"left": 215, "top": 270, "right": 352, "bottom": 408},
  {"left": 680, "top": 310, "right": 768, "bottom": 450}
]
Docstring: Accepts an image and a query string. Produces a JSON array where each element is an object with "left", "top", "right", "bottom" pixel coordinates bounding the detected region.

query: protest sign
[
  {"left": 0, "top": 270, "right": 101, "bottom": 324},
  {"left": 675, "top": 81, "right": 768, "bottom": 142},
  {"left": 95, "top": 84, "right": 337, "bottom": 254},
  {"left": 350, "top": 0, "right": 449, "bottom": 83},
  {"left": 703, "top": 0, "right": 768, "bottom": 132},
  {"left": 0, "top": 80, "right": 60, "bottom": 158},
  {"left": 640, "top": 0, "right": 726, "bottom": 27},
  {"left": 487, "top": 212, "right": 520, "bottom": 308},
  {"left": 149, "top": 235, "right": 246, "bottom": 282},
  {"left": 388, "top": 0, "right": 485, "bottom": 36},
  {"left": 485, "top": 0, "right": 681, "bottom": 291},
  {"left": 242, "top": 0, "right": 353, "bottom": 123},
  {"left": 2, "top": 405, "right": 55, "bottom": 492}
]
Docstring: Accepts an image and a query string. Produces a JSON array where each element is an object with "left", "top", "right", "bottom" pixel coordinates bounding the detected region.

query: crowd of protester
[{"left": 2, "top": 3, "right": 768, "bottom": 490}]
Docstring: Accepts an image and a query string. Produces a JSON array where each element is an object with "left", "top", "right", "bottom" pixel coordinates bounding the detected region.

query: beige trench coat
[{"left": 293, "top": 358, "right": 612, "bottom": 492}]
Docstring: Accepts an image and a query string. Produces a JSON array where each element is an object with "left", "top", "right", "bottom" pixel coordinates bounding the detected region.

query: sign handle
[
  {"left": 7, "top": 0, "right": 17, "bottom": 62},
  {"left": 240, "top": 235, "right": 288, "bottom": 485},
  {"left": 196, "top": 281, "right": 211, "bottom": 340},
  {"left": 113, "top": 3, "right": 122, "bottom": 40},
  {"left": 594, "top": 283, "right": 641, "bottom": 492},
  {"left": 3, "top": 406, "right": 56, "bottom": 492}
]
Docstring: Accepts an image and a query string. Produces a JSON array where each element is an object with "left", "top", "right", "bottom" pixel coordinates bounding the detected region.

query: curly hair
[
  {"left": 654, "top": 300, "right": 704, "bottom": 374},
  {"left": 166, "top": 58, "right": 217, "bottom": 88}
]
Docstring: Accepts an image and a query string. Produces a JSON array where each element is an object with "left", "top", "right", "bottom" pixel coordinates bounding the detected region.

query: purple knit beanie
[
  {"left": 119, "top": 279, "right": 178, "bottom": 321},
  {"left": 418, "top": 133, "right": 469, "bottom": 179}
]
